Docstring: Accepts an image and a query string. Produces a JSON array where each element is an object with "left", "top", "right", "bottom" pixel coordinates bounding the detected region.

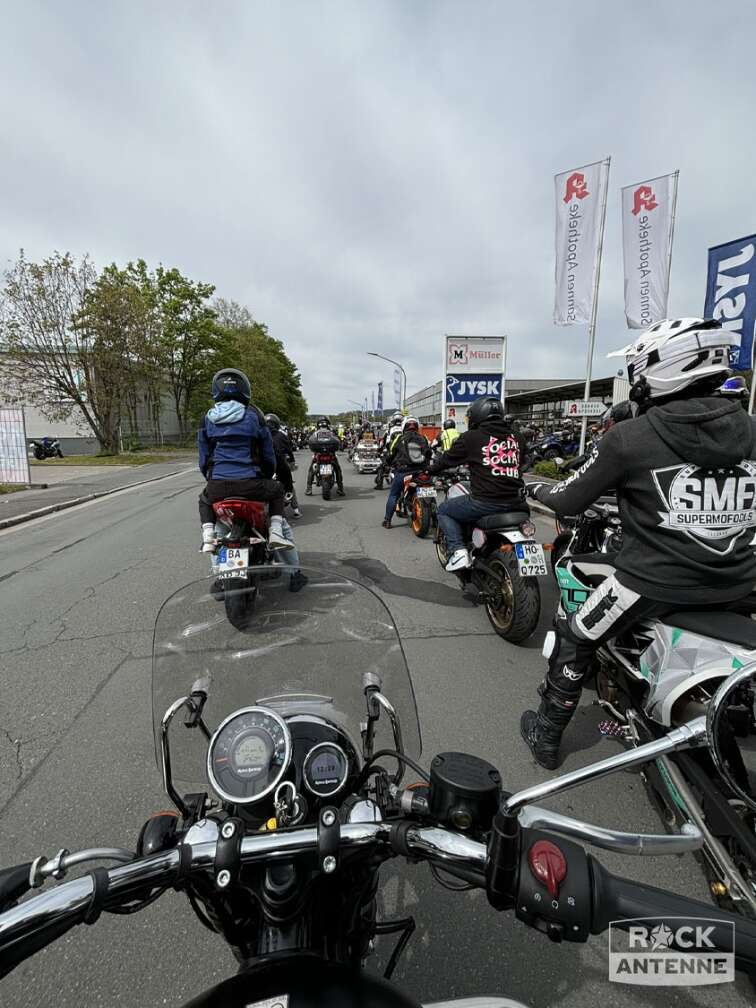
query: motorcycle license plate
[
  {"left": 319, "top": 464, "right": 333, "bottom": 475},
  {"left": 416, "top": 486, "right": 437, "bottom": 499},
  {"left": 217, "top": 546, "right": 249, "bottom": 579},
  {"left": 514, "top": 542, "right": 547, "bottom": 576}
]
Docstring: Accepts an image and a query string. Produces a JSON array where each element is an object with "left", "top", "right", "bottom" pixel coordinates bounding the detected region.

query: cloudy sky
[{"left": 2, "top": 1, "right": 754, "bottom": 412}]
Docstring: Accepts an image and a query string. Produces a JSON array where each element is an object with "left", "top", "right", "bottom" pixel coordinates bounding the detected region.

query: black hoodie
[
  {"left": 535, "top": 397, "right": 756, "bottom": 603},
  {"left": 429, "top": 418, "right": 526, "bottom": 503}
]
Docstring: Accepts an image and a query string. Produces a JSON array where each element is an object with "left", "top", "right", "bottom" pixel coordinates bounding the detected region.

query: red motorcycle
[
  {"left": 312, "top": 450, "right": 338, "bottom": 500},
  {"left": 209, "top": 499, "right": 270, "bottom": 630}
]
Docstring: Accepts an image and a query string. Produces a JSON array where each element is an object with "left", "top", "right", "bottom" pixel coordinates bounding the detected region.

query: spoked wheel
[
  {"left": 223, "top": 575, "right": 257, "bottom": 631},
  {"left": 483, "top": 552, "right": 541, "bottom": 643},
  {"left": 411, "top": 497, "right": 433, "bottom": 538}
]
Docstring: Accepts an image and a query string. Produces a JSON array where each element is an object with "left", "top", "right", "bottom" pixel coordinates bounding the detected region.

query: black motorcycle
[
  {"left": 29, "top": 437, "right": 63, "bottom": 460},
  {"left": 3, "top": 568, "right": 756, "bottom": 1002}
]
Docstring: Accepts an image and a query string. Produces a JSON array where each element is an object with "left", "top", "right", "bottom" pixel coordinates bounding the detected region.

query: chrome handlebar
[{"left": 0, "top": 823, "right": 486, "bottom": 949}]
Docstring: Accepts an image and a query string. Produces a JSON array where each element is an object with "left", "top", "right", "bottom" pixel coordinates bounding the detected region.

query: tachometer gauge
[
  {"left": 207, "top": 707, "right": 292, "bottom": 805},
  {"left": 303, "top": 742, "right": 349, "bottom": 798}
]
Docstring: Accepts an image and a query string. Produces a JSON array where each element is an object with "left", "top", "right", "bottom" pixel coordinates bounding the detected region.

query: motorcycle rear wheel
[
  {"left": 435, "top": 529, "right": 449, "bottom": 568},
  {"left": 484, "top": 552, "right": 541, "bottom": 643},
  {"left": 223, "top": 575, "right": 257, "bottom": 631},
  {"left": 322, "top": 475, "right": 333, "bottom": 500},
  {"left": 411, "top": 497, "right": 433, "bottom": 538}
]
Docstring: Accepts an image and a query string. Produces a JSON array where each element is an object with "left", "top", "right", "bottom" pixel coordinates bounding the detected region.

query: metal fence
[{"left": 0, "top": 407, "right": 31, "bottom": 484}]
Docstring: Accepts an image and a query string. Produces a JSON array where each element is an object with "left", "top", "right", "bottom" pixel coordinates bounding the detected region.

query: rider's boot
[
  {"left": 520, "top": 676, "right": 580, "bottom": 770},
  {"left": 201, "top": 522, "right": 216, "bottom": 553}
]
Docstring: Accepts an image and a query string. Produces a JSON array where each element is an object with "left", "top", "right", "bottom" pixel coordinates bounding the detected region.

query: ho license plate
[
  {"left": 416, "top": 486, "right": 437, "bottom": 499},
  {"left": 319, "top": 464, "right": 333, "bottom": 475},
  {"left": 515, "top": 542, "right": 547, "bottom": 576},
  {"left": 217, "top": 546, "right": 249, "bottom": 578}
]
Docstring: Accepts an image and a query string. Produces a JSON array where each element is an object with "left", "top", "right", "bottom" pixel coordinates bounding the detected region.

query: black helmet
[
  {"left": 264, "top": 413, "right": 281, "bottom": 430},
  {"left": 212, "top": 368, "right": 251, "bottom": 405},
  {"left": 466, "top": 396, "right": 504, "bottom": 429},
  {"left": 443, "top": 419, "right": 456, "bottom": 430},
  {"left": 317, "top": 416, "right": 330, "bottom": 429}
]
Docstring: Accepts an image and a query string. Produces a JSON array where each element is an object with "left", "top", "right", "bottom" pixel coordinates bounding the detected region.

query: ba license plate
[
  {"left": 319, "top": 464, "right": 333, "bottom": 475},
  {"left": 217, "top": 546, "right": 249, "bottom": 577},
  {"left": 416, "top": 486, "right": 437, "bottom": 499},
  {"left": 514, "top": 542, "right": 547, "bottom": 576}
]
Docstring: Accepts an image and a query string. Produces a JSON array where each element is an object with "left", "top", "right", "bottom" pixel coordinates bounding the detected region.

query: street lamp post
[
  {"left": 347, "top": 399, "right": 364, "bottom": 424},
  {"left": 367, "top": 352, "right": 407, "bottom": 414}
]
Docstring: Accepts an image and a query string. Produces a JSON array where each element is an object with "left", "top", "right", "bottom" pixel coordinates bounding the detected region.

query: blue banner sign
[
  {"left": 704, "top": 235, "right": 756, "bottom": 371},
  {"left": 445, "top": 373, "right": 503, "bottom": 404}
]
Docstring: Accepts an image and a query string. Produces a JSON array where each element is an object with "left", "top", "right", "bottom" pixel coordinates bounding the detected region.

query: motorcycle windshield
[{"left": 152, "top": 567, "right": 421, "bottom": 792}]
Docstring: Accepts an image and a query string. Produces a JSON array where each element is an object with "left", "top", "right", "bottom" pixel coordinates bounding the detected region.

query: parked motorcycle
[
  {"left": 3, "top": 568, "right": 756, "bottom": 1001},
  {"left": 529, "top": 429, "right": 579, "bottom": 465},
  {"left": 435, "top": 478, "right": 545, "bottom": 643},
  {"left": 29, "top": 437, "right": 63, "bottom": 460},
  {"left": 394, "top": 470, "right": 438, "bottom": 538},
  {"left": 551, "top": 508, "right": 756, "bottom": 919}
]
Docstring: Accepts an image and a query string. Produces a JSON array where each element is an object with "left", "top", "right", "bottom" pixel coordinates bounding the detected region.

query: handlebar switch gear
[{"left": 515, "top": 829, "right": 590, "bottom": 943}]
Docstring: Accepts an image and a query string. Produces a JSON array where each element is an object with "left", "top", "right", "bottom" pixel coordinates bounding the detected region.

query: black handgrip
[
  {"left": 0, "top": 863, "right": 32, "bottom": 912},
  {"left": 589, "top": 855, "right": 756, "bottom": 975}
]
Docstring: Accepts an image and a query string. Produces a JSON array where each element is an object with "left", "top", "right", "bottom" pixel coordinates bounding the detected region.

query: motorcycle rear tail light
[
  {"left": 520, "top": 520, "right": 537, "bottom": 539},
  {"left": 471, "top": 528, "right": 486, "bottom": 549}
]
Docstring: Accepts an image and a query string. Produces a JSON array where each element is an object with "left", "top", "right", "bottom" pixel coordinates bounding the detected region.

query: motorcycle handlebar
[
  {"left": 588, "top": 856, "right": 756, "bottom": 975},
  {"left": 2, "top": 821, "right": 756, "bottom": 978}
]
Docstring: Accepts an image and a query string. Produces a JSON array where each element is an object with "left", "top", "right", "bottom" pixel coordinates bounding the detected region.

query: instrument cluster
[{"left": 207, "top": 706, "right": 358, "bottom": 814}]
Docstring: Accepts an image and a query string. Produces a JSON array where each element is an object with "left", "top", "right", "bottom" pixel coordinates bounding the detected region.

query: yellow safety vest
[{"left": 440, "top": 428, "right": 460, "bottom": 452}]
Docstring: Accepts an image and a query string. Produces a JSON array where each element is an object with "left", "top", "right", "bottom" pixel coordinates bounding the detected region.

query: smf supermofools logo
[
  {"left": 563, "top": 171, "right": 589, "bottom": 203},
  {"left": 651, "top": 461, "right": 756, "bottom": 555},
  {"left": 609, "top": 917, "right": 734, "bottom": 986}
]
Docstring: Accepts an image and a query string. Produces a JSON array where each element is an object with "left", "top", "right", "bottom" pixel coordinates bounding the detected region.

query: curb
[{"left": 0, "top": 469, "right": 186, "bottom": 530}]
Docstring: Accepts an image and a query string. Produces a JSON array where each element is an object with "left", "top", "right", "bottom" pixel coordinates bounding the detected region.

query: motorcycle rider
[
  {"left": 197, "top": 369, "right": 294, "bottom": 552},
  {"left": 375, "top": 411, "right": 405, "bottom": 488},
  {"left": 427, "top": 397, "right": 526, "bottom": 571},
  {"left": 381, "top": 417, "right": 430, "bottom": 528},
  {"left": 305, "top": 417, "right": 345, "bottom": 496},
  {"left": 264, "top": 413, "right": 302, "bottom": 519},
  {"left": 432, "top": 418, "right": 461, "bottom": 454},
  {"left": 521, "top": 318, "right": 756, "bottom": 770}
]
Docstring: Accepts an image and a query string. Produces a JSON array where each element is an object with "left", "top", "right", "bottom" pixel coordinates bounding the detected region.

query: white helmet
[
  {"left": 608, "top": 318, "right": 733, "bottom": 401},
  {"left": 402, "top": 416, "right": 420, "bottom": 431}
]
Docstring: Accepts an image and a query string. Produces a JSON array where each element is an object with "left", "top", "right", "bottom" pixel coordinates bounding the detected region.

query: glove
[{"left": 525, "top": 482, "right": 544, "bottom": 501}]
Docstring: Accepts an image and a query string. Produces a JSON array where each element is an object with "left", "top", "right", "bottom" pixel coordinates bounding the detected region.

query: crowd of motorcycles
[{"left": 3, "top": 420, "right": 756, "bottom": 1006}]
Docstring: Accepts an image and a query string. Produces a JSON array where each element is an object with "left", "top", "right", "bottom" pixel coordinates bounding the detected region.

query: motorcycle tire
[
  {"left": 543, "top": 447, "right": 560, "bottom": 461},
  {"left": 483, "top": 552, "right": 541, "bottom": 643},
  {"left": 33, "top": 447, "right": 45, "bottom": 460},
  {"left": 223, "top": 576, "right": 256, "bottom": 631},
  {"left": 57, "top": 449, "right": 64, "bottom": 458},
  {"left": 411, "top": 497, "right": 433, "bottom": 538},
  {"left": 435, "top": 529, "right": 449, "bottom": 569},
  {"left": 322, "top": 475, "right": 333, "bottom": 500}
]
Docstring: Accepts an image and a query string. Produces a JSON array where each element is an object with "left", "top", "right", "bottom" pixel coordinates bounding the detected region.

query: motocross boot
[{"left": 520, "top": 677, "right": 580, "bottom": 770}]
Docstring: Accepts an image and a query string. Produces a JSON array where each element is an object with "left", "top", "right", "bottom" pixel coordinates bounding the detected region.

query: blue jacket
[{"left": 197, "top": 402, "right": 276, "bottom": 480}]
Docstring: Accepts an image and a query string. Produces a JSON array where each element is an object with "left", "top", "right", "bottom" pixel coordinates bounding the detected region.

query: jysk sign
[
  {"left": 704, "top": 235, "right": 756, "bottom": 371},
  {"left": 446, "top": 373, "right": 503, "bottom": 404},
  {"left": 443, "top": 336, "right": 506, "bottom": 431}
]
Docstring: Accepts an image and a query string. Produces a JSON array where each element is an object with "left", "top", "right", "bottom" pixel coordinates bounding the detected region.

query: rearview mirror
[{"left": 707, "top": 663, "right": 756, "bottom": 814}]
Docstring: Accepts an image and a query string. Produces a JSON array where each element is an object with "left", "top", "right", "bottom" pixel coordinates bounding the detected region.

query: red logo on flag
[
  {"left": 631, "top": 185, "right": 658, "bottom": 216},
  {"left": 563, "top": 172, "right": 589, "bottom": 203}
]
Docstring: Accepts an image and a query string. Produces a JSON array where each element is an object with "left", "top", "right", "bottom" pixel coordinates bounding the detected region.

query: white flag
[
  {"left": 621, "top": 172, "right": 678, "bottom": 329},
  {"left": 554, "top": 160, "right": 610, "bottom": 325}
]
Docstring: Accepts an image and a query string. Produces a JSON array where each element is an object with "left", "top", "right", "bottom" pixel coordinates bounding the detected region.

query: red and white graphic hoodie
[{"left": 429, "top": 419, "right": 526, "bottom": 503}]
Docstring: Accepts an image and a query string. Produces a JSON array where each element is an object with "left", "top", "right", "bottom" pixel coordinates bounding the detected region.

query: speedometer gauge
[
  {"left": 303, "top": 742, "right": 349, "bottom": 798},
  {"left": 207, "top": 707, "right": 292, "bottom": 805}
]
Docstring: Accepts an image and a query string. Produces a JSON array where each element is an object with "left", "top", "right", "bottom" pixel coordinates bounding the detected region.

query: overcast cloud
[{"left": 1, "top": 1, "right": 754, "bottom": 412}]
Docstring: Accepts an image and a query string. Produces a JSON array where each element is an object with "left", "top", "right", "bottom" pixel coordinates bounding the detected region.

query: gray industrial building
[{"left": 406, "top": 376, "right": 630, "bottom": 429}]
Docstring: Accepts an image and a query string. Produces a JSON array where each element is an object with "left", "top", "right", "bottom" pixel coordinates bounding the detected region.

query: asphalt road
[{"left": 0, "top": 457, "right": 751, "bottom": 1006}]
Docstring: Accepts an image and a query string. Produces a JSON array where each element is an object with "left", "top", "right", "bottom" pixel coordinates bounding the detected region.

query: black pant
[
  {"left": 307, "top": 457, "right": 343, "bottom": 490},
  {"left": 276, "top": 458, "right": 294, "bottom": 495},
  {"left": 199, "top": 478, "right": 284, "bottom": 524}
]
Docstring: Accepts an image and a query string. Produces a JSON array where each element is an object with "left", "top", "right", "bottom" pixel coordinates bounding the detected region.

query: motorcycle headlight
[{"left": 520, "top": 519, "right": 537, "bottom": 539}]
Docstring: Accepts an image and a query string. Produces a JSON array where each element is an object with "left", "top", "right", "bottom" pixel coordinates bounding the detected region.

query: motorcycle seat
[
  {"left": 662, "top": 611, "right": 756, "bottom": 650},
  {"left": 475, "top": 510, "right": 530, "bottom": 530}
]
